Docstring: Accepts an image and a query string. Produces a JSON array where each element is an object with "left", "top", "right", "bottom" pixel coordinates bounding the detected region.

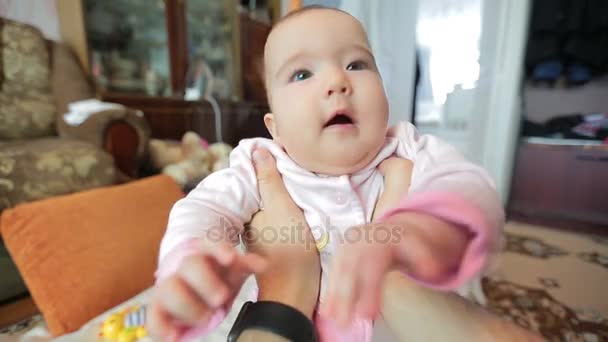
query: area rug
[{"left": 483, "top": 222, "right": 608, "bottom": 341}]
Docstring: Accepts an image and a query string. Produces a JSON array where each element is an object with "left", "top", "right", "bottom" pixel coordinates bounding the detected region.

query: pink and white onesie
[{"left": 156, "top": 121, "right": 505, "bottom": 341}]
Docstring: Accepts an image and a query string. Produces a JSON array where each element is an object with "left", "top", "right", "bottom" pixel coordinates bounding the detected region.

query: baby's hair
[{"left": 274, "top": 5, "right": 349, "bottom": 28}]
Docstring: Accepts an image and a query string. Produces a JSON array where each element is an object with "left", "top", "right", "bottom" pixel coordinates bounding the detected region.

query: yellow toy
[{"left": 99, "top": 305, "right": 148, "bottom": 342}]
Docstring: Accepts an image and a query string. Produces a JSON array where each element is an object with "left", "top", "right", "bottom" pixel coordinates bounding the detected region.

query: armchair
[
  {"left": 0, "top": 17, "right": 150, "bottom": 212},
  {"left": 0, "top": 18, "right": 150, "bottom": 310}
]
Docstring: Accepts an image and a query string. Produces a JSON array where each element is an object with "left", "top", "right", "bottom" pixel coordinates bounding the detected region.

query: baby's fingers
[
  {"left": 148, "top": 298, "right": 178, "bottom": 342},
  {"left": 353, "top": 263, "right": 384, "bottom": 320},
  {"left": 223, "top": 253, "right": 268, "bottom": 290},
  {"left": 323, "top": 254, "right": 359, "bottom": 327},
  {"left": 334, "top": 278, "right": 357, "bottom": 327},
  {"left": 158, "top": 276, "right": 212, "bottom": 326},
  {"left": 179, "top": 254, "right": 230, "bottom": 308},
  {"left": 206, "top": 242, "right": 240, "bottom": 266},
  {"left": 208, "top": 243, "right": 267, "bottom": 274}
]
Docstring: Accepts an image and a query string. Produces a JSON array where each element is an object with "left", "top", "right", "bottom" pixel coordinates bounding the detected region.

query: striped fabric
[{"left": 124, "top": 306, "right": 146, "bottom": 328}]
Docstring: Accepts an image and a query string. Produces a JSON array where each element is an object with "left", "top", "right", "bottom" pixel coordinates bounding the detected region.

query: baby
[{"left": 151, "top": 5, "right": 503, "bottom": 342}]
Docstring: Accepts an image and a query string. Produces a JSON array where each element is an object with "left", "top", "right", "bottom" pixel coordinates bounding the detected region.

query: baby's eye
[
  {"left": 346, "top": 60, "right": 368, "bottom": 71},
  {"left": 291, "top": 69, "right": 312, "bottom": 82}
]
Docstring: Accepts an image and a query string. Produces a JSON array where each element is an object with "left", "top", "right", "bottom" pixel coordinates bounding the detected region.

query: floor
[
  {"left": 0, "top": 296, "right": 38, "bottom": 330},
  {"left": 1, "top": 221, "right": 607, "bottom": 341},
  {"left": 483, "top": 222, "right": 608, "bottom": 341}
]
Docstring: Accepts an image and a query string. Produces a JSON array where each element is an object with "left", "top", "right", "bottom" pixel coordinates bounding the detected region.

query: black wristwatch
[{"left": 227, "top": 301, "right": 317, "bottom": 342}]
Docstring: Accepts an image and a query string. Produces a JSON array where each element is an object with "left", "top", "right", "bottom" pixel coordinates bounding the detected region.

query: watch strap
[{"left": 227, "top": 301, "right": 317, "bottom": 342}]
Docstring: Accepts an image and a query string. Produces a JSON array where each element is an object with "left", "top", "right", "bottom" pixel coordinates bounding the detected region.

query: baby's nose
[
  {"left": 326, "top": 74, "right": 352, "bottom": 97},
  {"left": 327, "top": 85, "right": 349, "bottom": 96}
]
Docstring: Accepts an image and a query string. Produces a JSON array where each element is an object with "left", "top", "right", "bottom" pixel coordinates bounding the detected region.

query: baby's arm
[
  {"left": 381, "top": 122, "right": 504, "bottom": 289},
  {"left": 323, "top": 124, "right": 503, "bottom": 326},
  {"left": 373, "top": 157, "right": 466, "bottom": 284},
  {"left": 150, "top": 144, "right": 264, "bottom": 341}
]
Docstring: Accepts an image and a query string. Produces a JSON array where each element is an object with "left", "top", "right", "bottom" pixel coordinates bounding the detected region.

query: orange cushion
[{"left": 0, "top": 175, "right": 184, "bottom": 336}]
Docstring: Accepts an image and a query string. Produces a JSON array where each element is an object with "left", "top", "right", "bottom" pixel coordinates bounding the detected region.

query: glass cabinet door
[
  {"left": 185, "top": 0, "right": 241, "bottom": 101},
  {"left": 83, "top": 0, "right": 171, "bottom": 96},
  {"left": 83, "top": 0, "right": 242, "bottom": 100}
]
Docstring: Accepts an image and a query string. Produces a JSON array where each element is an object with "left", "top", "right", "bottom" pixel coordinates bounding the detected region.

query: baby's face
[{"left": 263, "top": 9, "right": 389, "bottom": 175}]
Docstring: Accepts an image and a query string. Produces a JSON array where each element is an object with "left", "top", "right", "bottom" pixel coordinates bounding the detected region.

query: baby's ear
[{"left": 263, "top": 113, "right": 280, "bottom": 144}]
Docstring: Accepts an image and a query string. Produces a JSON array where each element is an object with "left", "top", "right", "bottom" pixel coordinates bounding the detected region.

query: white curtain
[
  {"left": 414, "top": 0, "right": 482, "bottom": 127},
  {"left": 0, "top": 0, "right": 60, "bottom": 41},
  {"left": 340, "top": 0, "right": 418, "bottom": 125},
  {"left": 412, "top": 0, "right": 531, "bottom": 203}
]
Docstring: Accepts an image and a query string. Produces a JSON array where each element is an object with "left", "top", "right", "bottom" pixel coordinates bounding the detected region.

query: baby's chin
[{"left": 292, "top": 149, "right": 380, "bottom": 176}]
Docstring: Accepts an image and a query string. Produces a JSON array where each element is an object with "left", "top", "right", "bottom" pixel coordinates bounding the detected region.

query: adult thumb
[{"left": 252, "top": 148, "right": 284, "bottom": 202}]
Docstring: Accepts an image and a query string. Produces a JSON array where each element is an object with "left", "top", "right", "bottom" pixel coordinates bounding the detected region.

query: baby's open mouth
[{"left": 324, "top": 113, "right": 354, "bottom": 127}]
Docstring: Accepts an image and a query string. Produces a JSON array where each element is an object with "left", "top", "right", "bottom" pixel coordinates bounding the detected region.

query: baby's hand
[
  {"left": 372, "top": 156, "right": 413, "bottom": 221},
  {"left": 148, "top": 242, "right": 267, "bottom": 341},
  {"left": 323, "top": 212, "right": 470, "bottom": 328},
  {"left": 323, "top": 157, "right": 414, "bottom": 326},
  {"left": 321, "top": 222, "right": 399, "bottom": 326}
]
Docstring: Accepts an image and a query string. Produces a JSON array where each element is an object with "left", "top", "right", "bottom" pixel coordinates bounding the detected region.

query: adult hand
[{"left": 245, "top": 147, "right": 321, "bottom": 318}]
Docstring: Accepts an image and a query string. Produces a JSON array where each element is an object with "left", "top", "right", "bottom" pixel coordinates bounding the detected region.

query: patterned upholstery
[
  {"left": 0, "top": 138, "right": 116, "bottom": 211},
  {"left": 0, "top": 19, "right": 56, "bottom": 140},
  {"left": 0, "top": 17, "right": 148, "bottom": 211}
]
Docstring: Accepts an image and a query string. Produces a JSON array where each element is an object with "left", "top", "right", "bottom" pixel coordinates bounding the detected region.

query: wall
[
  {"left": 0, "top": 0, "right": 60, "bottom": 40},
  {"left": 524, "top": 78, "right": 608, "bottom": 123},
  {"left": 303, "top": 0, "right": 341, "bottom": 8}
]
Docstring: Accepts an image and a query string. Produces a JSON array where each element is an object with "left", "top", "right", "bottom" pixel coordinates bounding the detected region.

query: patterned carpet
[
  {"left": 2, "top": 222, "right": 607, "bottom": 341},
  {"left": 483, "top": 222, "right": 608, "bottom": 341}
]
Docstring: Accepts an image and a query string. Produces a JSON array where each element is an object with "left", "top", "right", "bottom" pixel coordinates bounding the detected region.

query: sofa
[{"left": 0, "top": 18, "right": 150, "bottom": 306}]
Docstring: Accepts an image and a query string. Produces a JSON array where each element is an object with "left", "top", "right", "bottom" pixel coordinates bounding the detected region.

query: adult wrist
[
  {"left": 258, "top": 277, "right": 319, "bottom": 319},
  {"left": 228, "top": 301, "right": 317, "bottom": 342}
]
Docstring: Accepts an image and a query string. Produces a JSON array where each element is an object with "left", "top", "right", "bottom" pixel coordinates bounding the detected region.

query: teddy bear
[{"left": 148, "top": 131, "right": 232, "bottom": 189}]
